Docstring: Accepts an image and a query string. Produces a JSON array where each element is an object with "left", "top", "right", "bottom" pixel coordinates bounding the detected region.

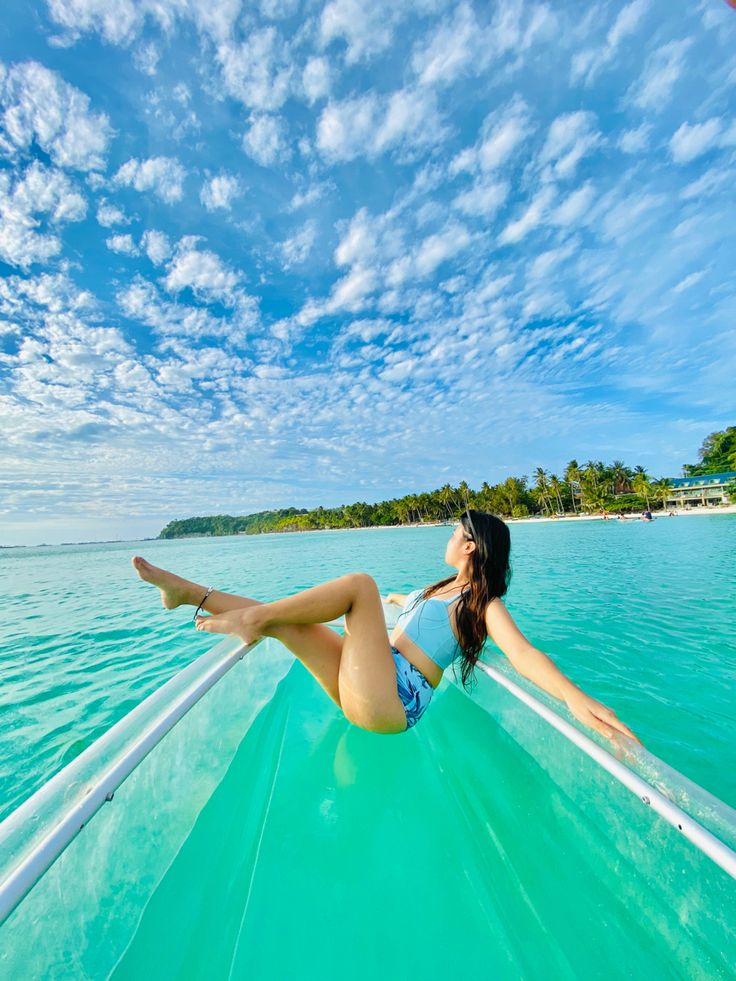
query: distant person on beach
[
  {"left": 132, "top": 509, "right": 641, "bottom": 745},
  {"left": 641, "top": 511, "right": 653, "bottom": 521}
]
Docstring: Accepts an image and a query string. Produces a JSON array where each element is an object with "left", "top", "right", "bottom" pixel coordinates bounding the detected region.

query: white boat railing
[
  {"left": 0, "top": 633, "right": 256, "bottom": 926},
  {"left": 474, "top": 660, "right": 736, "bottom": 882},
  {"left": 2, "top": 612, "right": 735, "bottom": 929}
]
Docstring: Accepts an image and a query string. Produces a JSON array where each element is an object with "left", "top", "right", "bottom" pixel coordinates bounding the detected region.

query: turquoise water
[
  {"left": 1, "top": 517, "right": 735, "bottom": 978},
  {"left": 3, "top": 516, "right": 735, "bottom": 818}
]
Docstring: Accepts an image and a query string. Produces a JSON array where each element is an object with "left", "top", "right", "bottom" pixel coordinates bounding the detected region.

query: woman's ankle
[
  {"left": 255, "top": 602, "right": 276, "bottom": 629},
  {"left": 187, "top": 581, "right": 210, "bottom": 607}
]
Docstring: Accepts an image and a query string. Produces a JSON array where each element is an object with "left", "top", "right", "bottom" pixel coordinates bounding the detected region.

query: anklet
[{"left": 193, "top": 586, "right": 214, "bottom": 621}]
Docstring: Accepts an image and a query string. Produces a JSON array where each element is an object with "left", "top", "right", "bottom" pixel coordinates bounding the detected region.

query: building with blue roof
[{"left": 665, "top": 472, "right": 736, "bottom": 508}]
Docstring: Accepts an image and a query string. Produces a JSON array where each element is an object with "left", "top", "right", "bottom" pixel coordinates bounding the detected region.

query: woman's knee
[{"left": 346, "top": 571, "right": 378, "bottom": 594}]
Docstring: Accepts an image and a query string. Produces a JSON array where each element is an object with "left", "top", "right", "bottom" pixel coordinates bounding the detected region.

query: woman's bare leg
[
  {"left": 131, "top": 556, "right": 344, "bottom": 708},
  {"left": 196, "top": 572, "right": 407, "bottom": 733}
]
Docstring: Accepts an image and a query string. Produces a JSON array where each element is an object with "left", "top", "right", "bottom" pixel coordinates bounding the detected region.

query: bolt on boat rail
[{"left": 2, "top": 617, "right": 735, "bottom": 928}]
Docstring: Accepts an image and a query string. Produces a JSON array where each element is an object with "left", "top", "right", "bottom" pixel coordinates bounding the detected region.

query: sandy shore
[
  {"left": 506, "top": 504, "right": 736, "bottom": 524},
  {"left": 307, "top": 505, "right": 736, "bottom": 532}
]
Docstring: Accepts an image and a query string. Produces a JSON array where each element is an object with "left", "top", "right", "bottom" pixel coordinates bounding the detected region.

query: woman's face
[{"left": 445, "top": 522, "right": 470, "bottom": 566}]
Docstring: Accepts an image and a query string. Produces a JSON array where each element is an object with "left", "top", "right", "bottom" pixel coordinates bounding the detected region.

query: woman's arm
[
  {"left": 485, "top": 599, "right": 642, "bottom": 744},
  {"left": 485, "top": 599, "right": 581, "bottom": 700},
  {"left": 385, "top": 592, "right": 408, "bottom": 606}
]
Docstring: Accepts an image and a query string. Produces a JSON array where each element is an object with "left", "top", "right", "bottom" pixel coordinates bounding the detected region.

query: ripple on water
[{"left": 1, "top": 518, "right": 735, "bottom": 821}]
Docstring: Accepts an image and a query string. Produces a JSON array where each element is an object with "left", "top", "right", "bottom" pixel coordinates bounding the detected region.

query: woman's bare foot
[
  {"left": 195, "top": 605, "right": 271, "bottom": 646},
  {"left": 131, "top": 556, "right": 200, "bottom": 610}
]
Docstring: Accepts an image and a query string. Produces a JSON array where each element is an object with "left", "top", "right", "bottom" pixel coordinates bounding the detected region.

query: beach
[{"left": 293, "top": 503, "right": 736, "bottom": 534}]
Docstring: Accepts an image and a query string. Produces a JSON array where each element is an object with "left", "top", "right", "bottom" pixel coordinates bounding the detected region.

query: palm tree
[
  {"left": 564, "top": 460, "right": 581, "bottom": 513},
  {"left": 549, "top": 474, "right": 565, "bottom": 514},
  {"left": 438, "top": 484, "right": 455, "bottom": 521},
  {"left": 651, "top": 478, "right": 672, "bottom": 511},
  {"left": 533, "top": 467, "right": 552, "bottom": 515},
  {"left": 632, "top": 472, "right": 652, "bottom": 510},
  {"left": 395, "top": 500, "right": 411, "bottom": 525},
  {"left": 579, "top": 479, "right": 610, "bottom": 513},
  {"left": 583, "top": 460, "right": 599, "bottom": 490},
  {"left": 611, "top": 460, "right": 633, "bottom": 495},
  {"left": 499, "top": 476, "right": 525, "bottom": 515},
  {"left": 478, "top": 481, "right": 494, "bottom": 511}
]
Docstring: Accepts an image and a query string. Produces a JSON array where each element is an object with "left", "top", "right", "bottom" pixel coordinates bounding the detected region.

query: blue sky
[{"left": 1, "top": 0, "right": 735, "bottom": 545}]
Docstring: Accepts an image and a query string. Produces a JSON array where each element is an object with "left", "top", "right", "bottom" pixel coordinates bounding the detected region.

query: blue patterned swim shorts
[{"left": 391, "top": 646, "right": 434, "bottom": 730}]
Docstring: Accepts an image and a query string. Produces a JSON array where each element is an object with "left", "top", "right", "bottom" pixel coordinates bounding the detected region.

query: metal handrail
[
  {"left": 2, "top": 612, "right": 735, "bottom": 930},
  {"left": 0, "top": 633, "right": 257, "bottom": 926},
  {"left": 475, "top": 659, "right": 736, "bottom": 881}
]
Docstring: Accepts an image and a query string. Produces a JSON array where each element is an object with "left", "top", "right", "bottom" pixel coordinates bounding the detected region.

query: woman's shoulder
[{"left": 482, "top": 594, "right": 507, "bottom": 616}]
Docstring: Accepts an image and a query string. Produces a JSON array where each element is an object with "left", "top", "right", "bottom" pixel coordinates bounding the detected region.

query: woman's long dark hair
[{"left": 405, "top": 510, "right": 512, "bottom": 692}]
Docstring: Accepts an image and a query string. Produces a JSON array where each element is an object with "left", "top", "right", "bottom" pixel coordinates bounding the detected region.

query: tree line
[{"left": 158, "top": 426, "right": 736, "bottom": 538}]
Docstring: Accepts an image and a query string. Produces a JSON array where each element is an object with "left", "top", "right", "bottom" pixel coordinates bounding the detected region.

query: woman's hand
[
  {"left": 384, "top": 593, "right": 401, "bottom": 606},
  {"left": 564, "top": 690, "right": 644, "bottom": 746}
]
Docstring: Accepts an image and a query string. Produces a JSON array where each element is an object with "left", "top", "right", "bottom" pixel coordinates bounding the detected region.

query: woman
[{"left": 131, "top": 509, "right": 641, "bottom": 743}]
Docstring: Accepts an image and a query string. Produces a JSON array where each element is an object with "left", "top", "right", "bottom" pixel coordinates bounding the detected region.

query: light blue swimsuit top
[{"left": 394, "top": 588, "right": 465, "bottom": 670}]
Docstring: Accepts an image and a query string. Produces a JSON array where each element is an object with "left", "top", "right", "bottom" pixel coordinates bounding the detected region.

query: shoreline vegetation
[
  {"left": 4, "top": 429, "right": 733, "bottom": 548},
  {"left": 159, "top": 428, "right": 736, "bottom": 540}
]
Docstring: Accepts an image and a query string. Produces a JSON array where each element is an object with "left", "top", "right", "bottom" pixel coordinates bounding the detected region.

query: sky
[{"left": 1, "top": 0, "right": 735, "bottom": 546}]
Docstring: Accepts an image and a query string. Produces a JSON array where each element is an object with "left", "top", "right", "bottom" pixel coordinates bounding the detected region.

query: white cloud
[
  {"left": 317, "top": 86, "right": 443, "bottom": 162},
  {"left": 317, "top": 93, "right": 380, "bottom": 161},
  {"left": 486, "top": 0, "right": 555, "bottom": 58},
  {"left": 131, "top": 40, "right": 160, "bottom": 75},
  {"left": 113, "top": 156, "right": 186, "bottom": 203},
  {"left": 449, "top": 96, "right": 532, "bottom": 176},
  {"left": 280, "top": 221, "right": 317, "bottom": 267},
  {"left": 452, "top": 179, "right": 509, "bottom": 217},
  {"left": 141, "top": 229, "right": 172, "bottom": 265},
  {"left": 528, "top": 241, "right": 575, "bottom": 280},
  {"left": 618, "top": 124, "right": 651, "bottom": 154},
  {"left": 499, "top": 186, "right": 555, "bottom": 244},
  {"left": 329, "top": 265, "right": 378, "bottom": 310},
  {"left": 549, "top": 182, "right": 595, "bottom": 227},
  {"left": 242, "top": 114, "right": 290, "bottom": 166},
  {"left": 96, "top": 199, "right": 129, "bottom": 227},
  {"left": 320, "top": 0, "right": 402, "bottom": 65},
  {"left": 412, "top": 223, "right": 471, "bottom": 278},
  {"left": 600, "top": 191, "right": 662, "bottom": 242},
  {"left": 46, "top": 0, "right": 152, "bottom": 46},
  {"left": 261, "top": 0, "right": 300, "bottom": 18},
  {"left": 628, "top": 39, "right": 691, "bottom": 112},
  {"left": 0, "top": 59, "right": 113, "bottom": 170},
  {"left": 680, "top": 165, "right": 735, "bottom": 201},
  {"left": 334, "top": 207, "right": 378, "bottom": 267},
  {"left": 117, "top": 276, "right": 244, "bottom": 341},
  {"left": 302, "top": 57, "right": 331, "bottom": 104},
  {"left": 158, "top": 239, "right": 258, "bottom": 329},
  {"left": 538, "top": 110, "right": 601, "bottom": 179},
  {"left": 669, "top": 118, "right": 722, "bottom": 164},
  {"left": 200, "top": 173, "right": 242, "bottom": 211},
  {"left": 375, "top": 87, "right": 443, "bottom": 155},
  {"left": 106, "top": 233, "right": 138, "bottom": 255},
  {"left": 672, "top": 270, "right": 706, "bottom": 293},
  {"left": 288, "top": 182, "right": 329, "bottom": 210},
  {"left": 0, "top": 160, "right": 86, "bottom": 269},
  {"left": 571, "top": 0, "right": 649, "bottom": 85},
  {"left": 45, "top": 0, "right": 242, "bottom": 48},
  {"left": 216, "top": 28, "right": 292, "bottom": 112},
  {"left": 411, "top": 2, "right": 490, "bottom": 88}
]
